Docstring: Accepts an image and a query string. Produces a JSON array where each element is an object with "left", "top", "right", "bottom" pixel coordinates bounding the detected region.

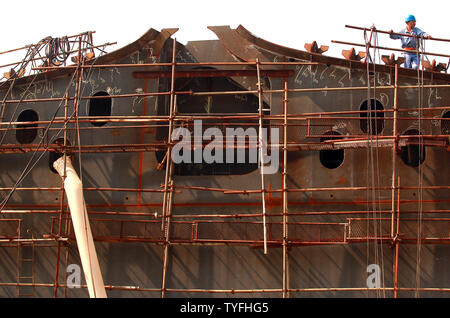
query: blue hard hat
[{"left": 405, "top": 14, "right": 416, "bottom": 22}]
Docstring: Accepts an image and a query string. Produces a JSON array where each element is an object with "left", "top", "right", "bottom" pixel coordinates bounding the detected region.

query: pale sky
[{"left": 0, "top": 0, "right": 448, "bottom": 68}]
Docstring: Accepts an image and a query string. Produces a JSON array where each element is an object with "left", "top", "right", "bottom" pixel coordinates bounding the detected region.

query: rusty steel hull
[{"left": 0, "top": 25, "right": 449, "bottom": 298}]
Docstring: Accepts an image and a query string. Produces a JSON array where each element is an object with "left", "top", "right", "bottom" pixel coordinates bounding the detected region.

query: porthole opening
[
  {"left": 16, "top": 109, "right": 38, "bottom": 144},
  {"left": 319, "top": 131, "right": 344, "bottom": 169},
  {"left": 400, "top": 129, "right": 425, "bottom": 167},
  {"left": 442, "top": 111, "right": 450, "bottom": 135},
  {"left": 89, "top": 91, "right": 111, "bottom": 127},
  {"left": 360, "top": 99, "right": 384, "bottom": 135},
  {"left": 49, "top": 138, "right": 71, "bottom": 174}
]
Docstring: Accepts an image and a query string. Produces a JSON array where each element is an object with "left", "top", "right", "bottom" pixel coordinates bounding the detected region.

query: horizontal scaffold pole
[
  {"left": 332, "top": 40, "right": 450, "bottom": 58},
  {"left": 346, "top": 24, "right": 450, "bottom": 43}
]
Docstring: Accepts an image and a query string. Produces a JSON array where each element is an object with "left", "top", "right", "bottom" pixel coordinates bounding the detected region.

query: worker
[{"left": 389, "top": 15, "right": 431, "bottom": 69}]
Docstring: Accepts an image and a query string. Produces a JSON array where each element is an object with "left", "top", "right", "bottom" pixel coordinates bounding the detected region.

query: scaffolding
[{"left": 0, "top": 25, "right": 449, "bottom": 298}]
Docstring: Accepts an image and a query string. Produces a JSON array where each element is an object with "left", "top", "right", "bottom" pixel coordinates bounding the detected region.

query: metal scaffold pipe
[
  {"left": 331, "top": 40, "right": 450, "bottom": 59},
  {"left": 345, "top": 25, "right": 450, "bottom": 43}
]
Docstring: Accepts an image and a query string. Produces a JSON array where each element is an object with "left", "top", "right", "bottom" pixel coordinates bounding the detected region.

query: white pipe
[{"left": 53, "top": 156, "right": 107, "bottom": 298}]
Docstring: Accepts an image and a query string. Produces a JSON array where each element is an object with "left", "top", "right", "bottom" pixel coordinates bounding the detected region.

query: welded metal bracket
[
  {"left": 304, "top": 41, "right": 329, "bottom": 54},
  {"left": 422, "top": 59, "right": 447, "bottom": 72},
  {"left": 341, "top": 48, "right": 365, "bottom": 61},
  {"left": 381, "top": 53, "right": 406, "bottom": 66}
]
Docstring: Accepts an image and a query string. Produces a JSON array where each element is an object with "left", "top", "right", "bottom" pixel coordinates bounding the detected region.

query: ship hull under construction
[{"left": 0, "top": 25, "right": 449, "bottom": 298}]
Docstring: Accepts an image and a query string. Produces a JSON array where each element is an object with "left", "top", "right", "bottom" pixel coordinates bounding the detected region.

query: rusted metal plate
[
  {"left": 207, "top": 25, "right": 268, "bottom": 62},
  {"left": 93, "top": 28, "right": 161, "bottom": 65},
  {"left": 132, "top": 69, "right": 294, "bottom": 79},
  {"left": 186, "top": 40, "right": 237, "bottom": 64},
  {"left": 149, "top": 28, "right": 179, "bottom": 60},
  {"left": 0, "top": 219, "right": 20, "bottom": 239}
]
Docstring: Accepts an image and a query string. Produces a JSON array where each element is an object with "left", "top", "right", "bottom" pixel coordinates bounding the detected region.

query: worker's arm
[
  {"left": 388, "top": 29, "right": 402, "bottom": 40},
  {"left": 415, "top": 28, "right": 432, "bottom": 39}
]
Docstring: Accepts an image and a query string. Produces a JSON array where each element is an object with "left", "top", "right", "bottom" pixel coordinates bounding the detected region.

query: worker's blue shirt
[{"left": 390, "top": 27, "right": 428, "bottom": 52}]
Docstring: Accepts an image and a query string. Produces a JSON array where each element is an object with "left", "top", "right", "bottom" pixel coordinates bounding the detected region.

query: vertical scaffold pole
[
  {"left": 391, "top": 65, "right": 399, "bottom": 238},
  {"left": 282, "top": 78, "right": 290, "bottom": 298},
  {"left": 161, "top": 37, "right": 177, "bottom": 298},
  {"left": 256, "top": 58, "right": 268, "bottom": 255},
  {"left": 53, "top": 92, "right": 69, "bottom": 298},
  {"left": 394, "top": 176, "right": 401, "bottom": 298}
]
